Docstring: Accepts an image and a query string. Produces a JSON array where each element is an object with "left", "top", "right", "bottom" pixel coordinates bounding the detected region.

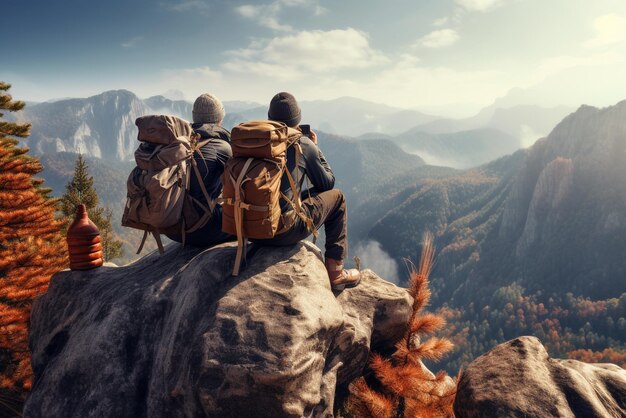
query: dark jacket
[
  {"left": 279, "top": 134, "right": 335, "bottom": 212},
  {"left": 189, "top": 123, "right": 232, "bottom": 205}
]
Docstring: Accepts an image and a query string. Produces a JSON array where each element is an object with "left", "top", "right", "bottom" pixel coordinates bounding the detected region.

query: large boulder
[
  {"left": 455, "top": 336, "right": 626, "bottom": 417},
  {"left": 24, "top": 241, "right": 412, "bottom": 418}
]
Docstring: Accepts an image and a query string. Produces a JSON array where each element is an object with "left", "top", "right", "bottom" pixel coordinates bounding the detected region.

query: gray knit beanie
[
  {"left": 192, "top": 93, "right": 225, "bottom": 124},
  {"left": 268, "top": 92, "right": 301, "bottom": 127}
]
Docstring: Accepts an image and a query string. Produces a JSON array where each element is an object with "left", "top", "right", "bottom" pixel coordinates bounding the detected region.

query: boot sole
[{"left": 331, "top": 277, "right": 362, "bottom": 291}]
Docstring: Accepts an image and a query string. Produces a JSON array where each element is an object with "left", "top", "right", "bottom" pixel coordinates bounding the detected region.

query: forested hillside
[{"left": 352, "top": 101, "right": 626, "bottom": 371}]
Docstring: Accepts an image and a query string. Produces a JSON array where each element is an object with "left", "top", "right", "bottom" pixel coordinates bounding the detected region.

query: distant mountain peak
[
  {"left": 161, "top": 89, "right": 186, "bottom": 101},
  {"left": 91, "top": 89, "right": 137, "bottom": 99}
]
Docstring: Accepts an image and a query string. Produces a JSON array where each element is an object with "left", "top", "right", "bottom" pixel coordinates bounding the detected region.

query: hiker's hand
[{"left": 310, "top": 130, "right": 318, "bottom": 145}]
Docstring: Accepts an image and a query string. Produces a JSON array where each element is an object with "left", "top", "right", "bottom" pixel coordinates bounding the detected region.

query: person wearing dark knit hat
[
  {"left": 166, "top": 92, "right": 234, "bottom": 247},
  {"left": 268, "top": 92, "right": 301, "bottom": 127},
  {"left": 253, "top": 92, "right": 361, "bottom": 291}
]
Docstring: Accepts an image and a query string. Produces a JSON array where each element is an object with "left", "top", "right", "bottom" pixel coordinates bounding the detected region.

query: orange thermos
[{"left": 67, "top": 204, "right": 104, "bottom": 270}]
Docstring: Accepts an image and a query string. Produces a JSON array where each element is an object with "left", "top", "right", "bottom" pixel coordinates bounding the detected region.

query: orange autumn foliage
[
  {"left": 0, "top": 82, "right": 67, "bottom": 404},
  {"left": 567, "top": 348, "right": 626, "bottom": 369},
  {"left": 347, "top": 232, "right": 459, "bottom": 418}
]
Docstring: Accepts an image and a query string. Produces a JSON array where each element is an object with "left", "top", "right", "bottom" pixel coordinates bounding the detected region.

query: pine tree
[
  {"left": 0, "top": 82, "right": 68, "bottom": 408},
  {"left": 60, "top": 153, "right": 123, "bottom": 261}
]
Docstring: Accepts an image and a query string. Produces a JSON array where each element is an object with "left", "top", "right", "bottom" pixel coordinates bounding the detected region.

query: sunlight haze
[{"left": 2, "top": 0, "right": 625, "bottom": 117}]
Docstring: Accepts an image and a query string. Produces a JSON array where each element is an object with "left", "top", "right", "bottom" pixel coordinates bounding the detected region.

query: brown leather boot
[{"left": 325, "top": 258, "right": 361, "bottom": 291}]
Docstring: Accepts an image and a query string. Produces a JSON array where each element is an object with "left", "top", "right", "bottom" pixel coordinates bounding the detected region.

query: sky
[{"left": 2, "top": 0, "right": 626, "bottom": 117}]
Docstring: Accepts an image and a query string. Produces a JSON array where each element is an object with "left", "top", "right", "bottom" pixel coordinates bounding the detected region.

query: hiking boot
[{"left": 325, "top": 258, "right": 361, "bottom": 291}]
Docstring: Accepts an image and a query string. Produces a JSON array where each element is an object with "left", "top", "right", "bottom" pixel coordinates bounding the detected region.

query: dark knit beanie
[
  {"left": 192, "top": 93, "right": 225, "bottom": 124},
  {"left": 268, "top": 92, "right": 301, "bottom": 127}
]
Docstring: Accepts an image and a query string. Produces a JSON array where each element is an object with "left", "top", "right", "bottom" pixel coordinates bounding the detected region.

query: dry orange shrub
[{"left": 347, "top": 233, "right": 459, "bottom": 418}]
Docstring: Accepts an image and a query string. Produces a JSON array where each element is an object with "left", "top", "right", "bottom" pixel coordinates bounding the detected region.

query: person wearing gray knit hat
[
  {"left": 268, "top": 92, "right": 301, "bottom": 127},
  {"left": 164, "top": 92, "right": 234, "bottom": 247},
  {"left": 192, "top": 93, "right": 225, "bottom": 125}
]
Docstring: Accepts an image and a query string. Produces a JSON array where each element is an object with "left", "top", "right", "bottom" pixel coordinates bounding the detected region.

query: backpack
[
  {"left": 222, "top": 120, "right": 316, "bottom": 275},
  {"left": 122, "top": 115, "right": 216, "bottom": 254}
]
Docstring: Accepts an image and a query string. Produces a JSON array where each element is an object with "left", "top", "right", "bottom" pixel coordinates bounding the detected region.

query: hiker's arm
[
  {"left": 216, "top": 141, "right": 233, "bottom": 171},
  {"left": 300, "top": 136, "right": 334, "bottom": 192}
]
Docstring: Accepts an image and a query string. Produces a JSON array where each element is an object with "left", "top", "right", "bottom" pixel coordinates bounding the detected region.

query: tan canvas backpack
[
  {"left": 122, "top": 115, "right": 216, "bottom": 253},
  {"left": 222, "top": 120, "right": 316, "bottom": 275}
]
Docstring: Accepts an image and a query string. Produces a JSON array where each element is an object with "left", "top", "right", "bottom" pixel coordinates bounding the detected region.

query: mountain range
[
  {"left": 12, "top": 90, "right": 573, "bottom": 169},
  {"left": 352, "top": 100, "right": 626, "bottom": 304},
  {"left": 19, "top": 89, "right": 625, "bottom": 298},
  {"left": 13, "top": 88, "right": 626, "bottom": 369}
]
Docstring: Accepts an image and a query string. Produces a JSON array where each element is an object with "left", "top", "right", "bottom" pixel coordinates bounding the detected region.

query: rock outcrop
[
  {"left": 24, "top": 241, "right": 412, "bottom": 418},
  {"left": 455, "top": 336, "right": 626, "bottom": 418}
]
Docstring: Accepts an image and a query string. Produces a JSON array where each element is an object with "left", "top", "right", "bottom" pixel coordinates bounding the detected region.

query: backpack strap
[
  {"left": 231, "top": 157, "right": 254, "bottom": 276},
  {"left": 180, "top": 136, "right": 219, "bottom": 236},
  {"left": 136, "top": 229, "right": 165, "bottom": 255},
  {"left": 281, "top": 141, "right": 317, "bottom": 237}
]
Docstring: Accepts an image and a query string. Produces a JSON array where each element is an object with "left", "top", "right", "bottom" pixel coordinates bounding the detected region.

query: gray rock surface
[
  {"left": 455, "top": 336, "right": 626, "bottom": 418},
  {"left": 25, "top": 241, "right": 412, "bottom": 417}
]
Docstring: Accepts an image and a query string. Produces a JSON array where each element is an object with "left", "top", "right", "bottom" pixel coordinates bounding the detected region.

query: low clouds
[
  {"left": 533, "top": 52, "right": 625, "bottom": 83},
  {"left": 164, "top": 0, "right": 210, "bottom": 13},
  {"left": 121, "top": 36, "right": 143, "bottom": 48},
  {"left": 583, "top": 14, "right": 626, "bottom": 49},
  {"left": 236, "top": 4, "right": 291, "bottom": 32},
  {"left": 235, "top": 0, "right": 326, "bottom": 31},
  {"left": 353, "top": 240, "right": 400, "bottom": 284},
  {"left": 418, "top": 29, "right": 460, "bottom": 48},
  {"left": 157, "top": 29, "right": 509, "bottom": 111},
  {"left": 455, "top": 0, "right": 504, "bottom": 12},
  {"left": 146, "top": 2, "right": 624, "bottom": 116},
  {"left": 224, "top": 28, "right": 388, "bottom": 75}
]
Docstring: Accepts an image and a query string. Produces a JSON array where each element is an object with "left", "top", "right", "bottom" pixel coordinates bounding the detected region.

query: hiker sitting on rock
[
  {"left": 253, "top": 92, "right": 361, "bottom": 290},
  {"left": 166, "top": 93, "right": 235, "bottom": 247}
]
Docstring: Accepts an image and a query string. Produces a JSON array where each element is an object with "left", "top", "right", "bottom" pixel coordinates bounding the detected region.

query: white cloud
[
  {"left": 224, "top": 28, "right": 389, "bottom": 75},
  {"left": 235, "top": 4, "right": 292, "bottom": 31},
  {"left": 235, "top": 0, "right": 327, "bottom": 31},
  {"left": 583, "top": 14, "right": 626, "bottom": 49},
  {"left": 353, "top": 240, "right": 400, "bottom": 284},
  {"left": 530, "top": 51, "right": 625, "bottom": 85},
  {"left": 164, "top": 0, "right": 210, "bottom": 13},
  {"left": 417, "top": 29, "right": 460, "bottom": 48},
  {"left": 433, "top": 17, "right": 450, "bottom": 26},
  {"left": 156, "top": 66, "right": 224, "bottom": 101},
  {"left": 455, "top": 0, "right": 504, "bottom": 12},
  {"left": 121, "top": 36, "right": 142, "bottom": 48},
  {"left": 363, "top": 59, "right": 507, "bottom": 108}
]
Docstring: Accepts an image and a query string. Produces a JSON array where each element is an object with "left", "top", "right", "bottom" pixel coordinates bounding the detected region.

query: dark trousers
[
  {"left": 167, "top": 205, "right": 235, "bottom": 247},
  {"left": 252, "top": 189, "right": 348, "bottom": 261}
]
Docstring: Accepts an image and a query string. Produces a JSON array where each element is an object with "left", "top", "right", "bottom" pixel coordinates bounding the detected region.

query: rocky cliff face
[
  {"left": 24, "top": 242, "right": 412, "bottom": 417},
  {"left": 18, "top": 90, "right": 150, "bottom": 161},
  {"left": 455, "top": 336, "right": 626, "bottom": 417},
  {"left": 515, "top": 157, "right": 573, "bottom": 257}
]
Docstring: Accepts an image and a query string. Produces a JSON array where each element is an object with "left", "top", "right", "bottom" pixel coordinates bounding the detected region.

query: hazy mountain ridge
[
  {"left": 412, "top": 103, "right": 573, "bottom": 137},
  {"left": 391, "top": 127, "right": 520, "bottom": 169},
  {"left": 13, "top": 90, "right": 441, "bottom": 162},
  {"left": 358, "top": 104, "right": 573, "bottom": 169},
  {"left": 14, "top": 89, "right": 572, "bottom": 171},
  {"left": 356, "top": 101, "right": 626, "bottom": 303},
  {"left": 299, "top": 96, "right": 438, "bottom": 136}
]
